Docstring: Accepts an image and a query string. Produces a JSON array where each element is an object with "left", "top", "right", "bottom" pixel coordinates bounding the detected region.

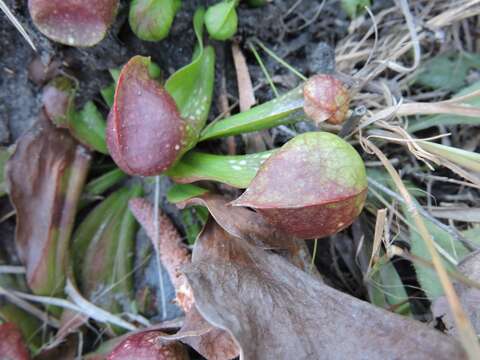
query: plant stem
[
  {"left": 249, "top": 42, "right": 279, "bottom": 97},
  {"left": 199, "top": 86, "right": 305, "bottom": 141},
  {"left": 167, "top": 150, "right": 274, "bottom": 188}
]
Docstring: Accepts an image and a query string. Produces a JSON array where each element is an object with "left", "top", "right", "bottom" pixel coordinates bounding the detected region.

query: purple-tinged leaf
[
  {"left": 28, "top": 0, "right": 119, "bottom": 47},
  {"left": 232, "top": 132, "right": 367, "bottom": 239},
  {"left": 6, "top": 113, "right": 91, "bottom": 295},
  {"left": 107, "top": 56, "right": 188, "bottom": 176}
]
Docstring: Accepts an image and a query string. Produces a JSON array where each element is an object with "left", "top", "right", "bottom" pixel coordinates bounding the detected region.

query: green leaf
[
  {"left": 409, "top": 64, "right": 480, "bottom": 132},
  {"left": 368, "top": 169, "right": 477, "bottom": 301},
  {"left": 101, "top": 68, "right": 123, "bottom": 107},
  {"left": 165, "top": 7, "right": 215, "bottom": 145},
  {"left": 402, "top": 200, "right": 471, "bottom": 300},
  {"left": 341, "top": 0, "right": 370, "bottom": 18},
  {"left": 72, "top": 185, "right": 143, "bottom": 320},
  {"left": 0, "top": 147, "right": 11, "bottom": 197},
  {"left": 166, "top": 183, "right": 209, "bottom": 203},
  {"left": 166, "top": 149, "right": 274, "bottom": 188},
  {"left": 100, "top": 84, "right": 115, "bottom": 108},
  {"left": 369, "top": 255, "right": 410, "bottom": 315},
  {"left": 84, "top": 168, "right": 127, "bottom": 197},
  {"left": 199, "top": 86, "right": 305, "bottom": 141},
  {"left": 79, "top": 168, "right": 127, "bottom": 209},
  {"left": 129, "top": 0, "right": 181, "bottom": 41},
  {"left": 414, "top": 52, "right": 480, "bottom": 92},
  {"left": 462, "top": 226, "right": 480, "bottom": 244},
  {"left": 42, "top": 76, "right": 77, "bottom": 128},
  {"left": 181, "top": 206, "right": 209, "bottom": 245},
  {"left": 246, "top": 0, "right": 267, "bottom": 6},
  {"left": 205, "top": 0, "right": 238, "bottom": 40},
  {"left": 70, "top": 101, "right": 108, "bottom": 154}
]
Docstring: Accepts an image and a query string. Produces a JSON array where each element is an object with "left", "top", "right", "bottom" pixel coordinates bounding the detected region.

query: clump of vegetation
[{"left": 2, "top": 0, "right": 480, "bottom": 359}]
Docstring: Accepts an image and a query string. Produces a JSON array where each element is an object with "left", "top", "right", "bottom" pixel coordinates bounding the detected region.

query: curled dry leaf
[
  {"left": 107, "top": 56, "right": 187, "bottom": 176},
  {"left": 28, "top": 0, "right": 119, "bottom": 47},
  {"left": 303, "top": 74, "right": 350, "bottom": 125},
  {"left": 232, "top": 132, "right": 367, "bottom": 239},
  {"left": 432, "top": 249, "right": 480, "bottom": 336},
  {"left": 107, "top": 331, "right": 189, "bottom": 360},
  {"left": 183, "top": 218, "right": 466, "bottom": 360},
  {"left": 178, "top": 193, "right": 320, "bottom": 275},
  {"left": 6, "top": 113, "right": 90, "bottom": 295},
  {"left": 0, "top": 323, "right": 30, "bottom": 360},
  {"left": 129, "top": 198, "right": 240, "bottom": 360},
  {"left": 178, "top": 193, "right": 292, "bottom": 250}
]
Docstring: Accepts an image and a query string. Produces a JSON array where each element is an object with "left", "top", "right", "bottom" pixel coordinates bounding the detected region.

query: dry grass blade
[
  {"left": 367, "top": 208, "right": 387, "bottom": 275},
  {"left": 0, "top": 0, "right": 37, "bottom": 51},
  {"left": 64, "top": 280, "right": 137, "bottom": 331},
  {"left": 367, "top": 127, "right": 480, "bottom": 188},
  {"left": 0, "top": 285, "right": 59, "bottom": 328},
  {"left": 0, "top": 265, "right": 26, "bottom": 274},
  {"left": 232, "top": 42, "right": 256, "bottom": 111},
  {"left": 426, "top": 0, "right": 480, "bottom": 28},
  {"left": 363, "top": 139, "right": 480, "bottom": 359},
  {"left": 359, "top": 101, "right": 480, "bottom": 133}
]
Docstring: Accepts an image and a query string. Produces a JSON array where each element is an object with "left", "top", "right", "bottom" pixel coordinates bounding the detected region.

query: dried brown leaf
[
  {"left": 232, "top": 43, "right": 256, "bottom": 112},
  {"left": 183, "top": 218, "right": 466, "bottom": 359},
  {"left": 179, "top": 193, "right": 320, "bottom": 275}
]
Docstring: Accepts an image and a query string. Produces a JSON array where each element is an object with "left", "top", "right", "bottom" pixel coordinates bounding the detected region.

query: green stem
[
  {"left": 167, "top": 149, "right": 274, "bottom": 188},
  {"left": 253, "top": 39, "right": 307, "bottom": 81},
  {"left": 199, "top": 86, "right": 305, "bottom": 141},
  {"left": 249, "top": 42, "right": 279, "bottom": 97}
]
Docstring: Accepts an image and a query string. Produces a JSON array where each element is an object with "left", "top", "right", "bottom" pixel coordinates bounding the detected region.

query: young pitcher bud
[
  {"left": 129, "top": 0, "right": 182, "bottom": 42},
  {"left": 303, "top": 74, "right": 350, "bottom": 125}
]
